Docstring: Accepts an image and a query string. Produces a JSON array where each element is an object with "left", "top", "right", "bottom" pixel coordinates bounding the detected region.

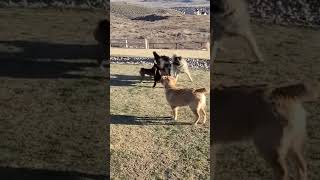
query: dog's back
[
  {"left": 211, "top": 85, "right": 273, "bottom": 143},
  {"left": 211, "top": 82, "right": 319, "bottom": 143}
]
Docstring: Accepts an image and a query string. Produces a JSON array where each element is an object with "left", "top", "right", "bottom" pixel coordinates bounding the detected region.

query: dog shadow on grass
[
  {"left": 0, "top": 166, "right": 108, "bottom": 180},
  {"left": 110, "top": 74, "right": 143, "bottom": 87},
  {"left": 111, "top": 115, "right": 192, "bottom": 125},
  {"left": 0, "top": 40, "right": 106, "bottom": 79}
]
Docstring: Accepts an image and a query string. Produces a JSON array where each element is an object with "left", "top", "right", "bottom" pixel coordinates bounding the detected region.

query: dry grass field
[
  {"left": 212, "top": 22, "right": 320, "bottom": 179},
  {"left": 0, "top": 8, "right": 108, "bottom": 179},
  {"left": 110, "top": 48, "right": 210, "bottom": 59},
  {"left": 110, "top": 2, "right": 210, "bottom": 43},
  {"left": 110, "top": 64, "right": 210, "bottom": 179}
]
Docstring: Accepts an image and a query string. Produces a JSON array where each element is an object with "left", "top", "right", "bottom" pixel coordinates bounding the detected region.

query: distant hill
[
  {"left": 111, "top": 2, "right": 182, "bottom": 19},
  {"left": 110, "top": 0, "right": 209, "bottom": 8}
]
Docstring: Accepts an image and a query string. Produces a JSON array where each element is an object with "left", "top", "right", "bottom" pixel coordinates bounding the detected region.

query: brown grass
[
  {"left": 0, "top": 8, "right": 108, "bottom": 178},
  {"left": 111, "top": 47, "right": 210, "bottom": 59},
  {"left": 111, "top": 2, "right": 210, "bottom": 44},
  {"left": 110, "top": 64, "right": 210, "bottom": 179}
]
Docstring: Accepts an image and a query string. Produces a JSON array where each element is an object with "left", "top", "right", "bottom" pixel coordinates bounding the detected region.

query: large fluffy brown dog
[
  {"left": 211, "top": 82, "right": 320, "bottom": 180},
  {"left": 211, "top": 0, "right": 264, "bottom": 63},
  {"left": 160, "top": 76, "right": 208, "bottom": 125},
  {"left": 93, "top": 19, "right": 109, "bottom": 70}
]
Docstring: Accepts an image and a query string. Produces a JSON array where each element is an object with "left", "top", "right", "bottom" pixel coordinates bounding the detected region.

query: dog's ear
[
  {"left": 153, "top": 51, "right": 160, "bottom": 60},
  {"left": 172, "top": 54, "right": 177, "bottom": 59}
]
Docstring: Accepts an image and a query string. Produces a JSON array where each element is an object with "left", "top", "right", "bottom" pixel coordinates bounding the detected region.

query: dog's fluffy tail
[
  {"left": 268, "top": 82, "right": 320, "bottom": 102},
  {"left": 194, "top": 88, "right": 209, "bottom": 94}
]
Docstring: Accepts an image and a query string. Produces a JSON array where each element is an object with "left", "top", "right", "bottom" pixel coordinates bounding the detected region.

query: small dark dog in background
[
  {"left": 139, "top": 63, "right": 157, "bottom": 82},
  {"left": 93, "top": 19, "right": 109, "bottom": 70},
  {"left": 139, "top": 63, "right": 169, "bottom": 88}
]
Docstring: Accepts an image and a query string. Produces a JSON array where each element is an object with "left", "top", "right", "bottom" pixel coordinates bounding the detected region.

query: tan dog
[
  {"left": 211, "top": 0, "right": 264, "bottom": 63},
  {"left": 211, "top": 81, "right": 320, "bottom": 180},
  {"left": 171, "top": 55, "right": 193, "bottom": 82},
  {"left": 160, "top": 76, "right": 208, "bottom": 125}
]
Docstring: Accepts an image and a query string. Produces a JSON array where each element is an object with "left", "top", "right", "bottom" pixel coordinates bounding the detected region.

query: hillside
[{"left": 110, "top": 2, "right": 210, "bottom": 44}]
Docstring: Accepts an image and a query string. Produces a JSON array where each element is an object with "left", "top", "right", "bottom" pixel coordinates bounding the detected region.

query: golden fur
[
  {"left": 211, "top": 81, "right": 320, "bottom": 180},
  {"left": 211, "top": 0, "right": 264, "bottom": 63},
  {"left": 160, "top": 76, "right": 208, "bottom": 125}
]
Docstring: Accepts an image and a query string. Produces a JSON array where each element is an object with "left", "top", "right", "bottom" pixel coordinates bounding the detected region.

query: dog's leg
[
  {"left": 212, "top": 40, "right": 220, "bottom": 62},
  {"left": 171, "top": 106, "right": 178, "bottom": 121},
  {"left": 253, "top": 128, "right": 290, "bottom": 180},
  {"left": 254, "top": 138, "right": 289, "bottom": 180},
  {"left": 291, "top": 138, "right": 307, "bottom": 180},
  {"left": 97, "top": 43, "right": 108, "bottom": 71},
  {"left": 201, "top": 107, "right": 206, "bottom": 124},
  {"left": 192, "top": 107, "right": 201, "bottom": 125},
  {"left": 153, "top": 80, "right": 157, "bottom": 88},
  {"left": 242, "top": 31, "right": 265, "bottom": 63},
  {"left": 186, "top": 70, "right": 193, "bottom": 82}
]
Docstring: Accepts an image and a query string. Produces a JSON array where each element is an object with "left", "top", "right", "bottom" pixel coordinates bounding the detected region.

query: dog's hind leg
[
  {"left": 254, "top": 136, "right": 289, "bottom": 180},
  {"left": 191, "top": 106, "right": 201, "bottom": 125},
  {"left": 140, "top": 75, "right": 144, "bottom": 82},
  {"left": 201, "top": 107, "right": 206, "bottom": 124},
  {"left": 186, "top": 71, "right": 193, "bottom": 82},
  {"left": 291, "top": 138, "right": 307, "bottom": 180},
  {"left": 212, "top": 40, "right": 220, "bottom": 62},
  {"left": 153, "top": 81, "right": 157, "bottom": 88},
  {"left": 171, "top": 106, "right": 178, "bottom": 121},
  {"left": 242, "top": 31, "right": 265, "bottom": 63},
  {"left": 175, "top": 74, "right": 179, "bottom": 82}
]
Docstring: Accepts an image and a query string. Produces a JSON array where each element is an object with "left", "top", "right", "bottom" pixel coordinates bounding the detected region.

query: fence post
[
  {"left": 145, "top": 39, "right": 148, "bottom": 49},
  {"left": 125, "top": 39, "right": 128, "bottom": 48}
]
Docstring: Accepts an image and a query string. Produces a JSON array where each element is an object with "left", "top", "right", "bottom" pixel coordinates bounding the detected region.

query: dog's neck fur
[{"left": 164, "top": 82, "right": 176, "bottom": 90}]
